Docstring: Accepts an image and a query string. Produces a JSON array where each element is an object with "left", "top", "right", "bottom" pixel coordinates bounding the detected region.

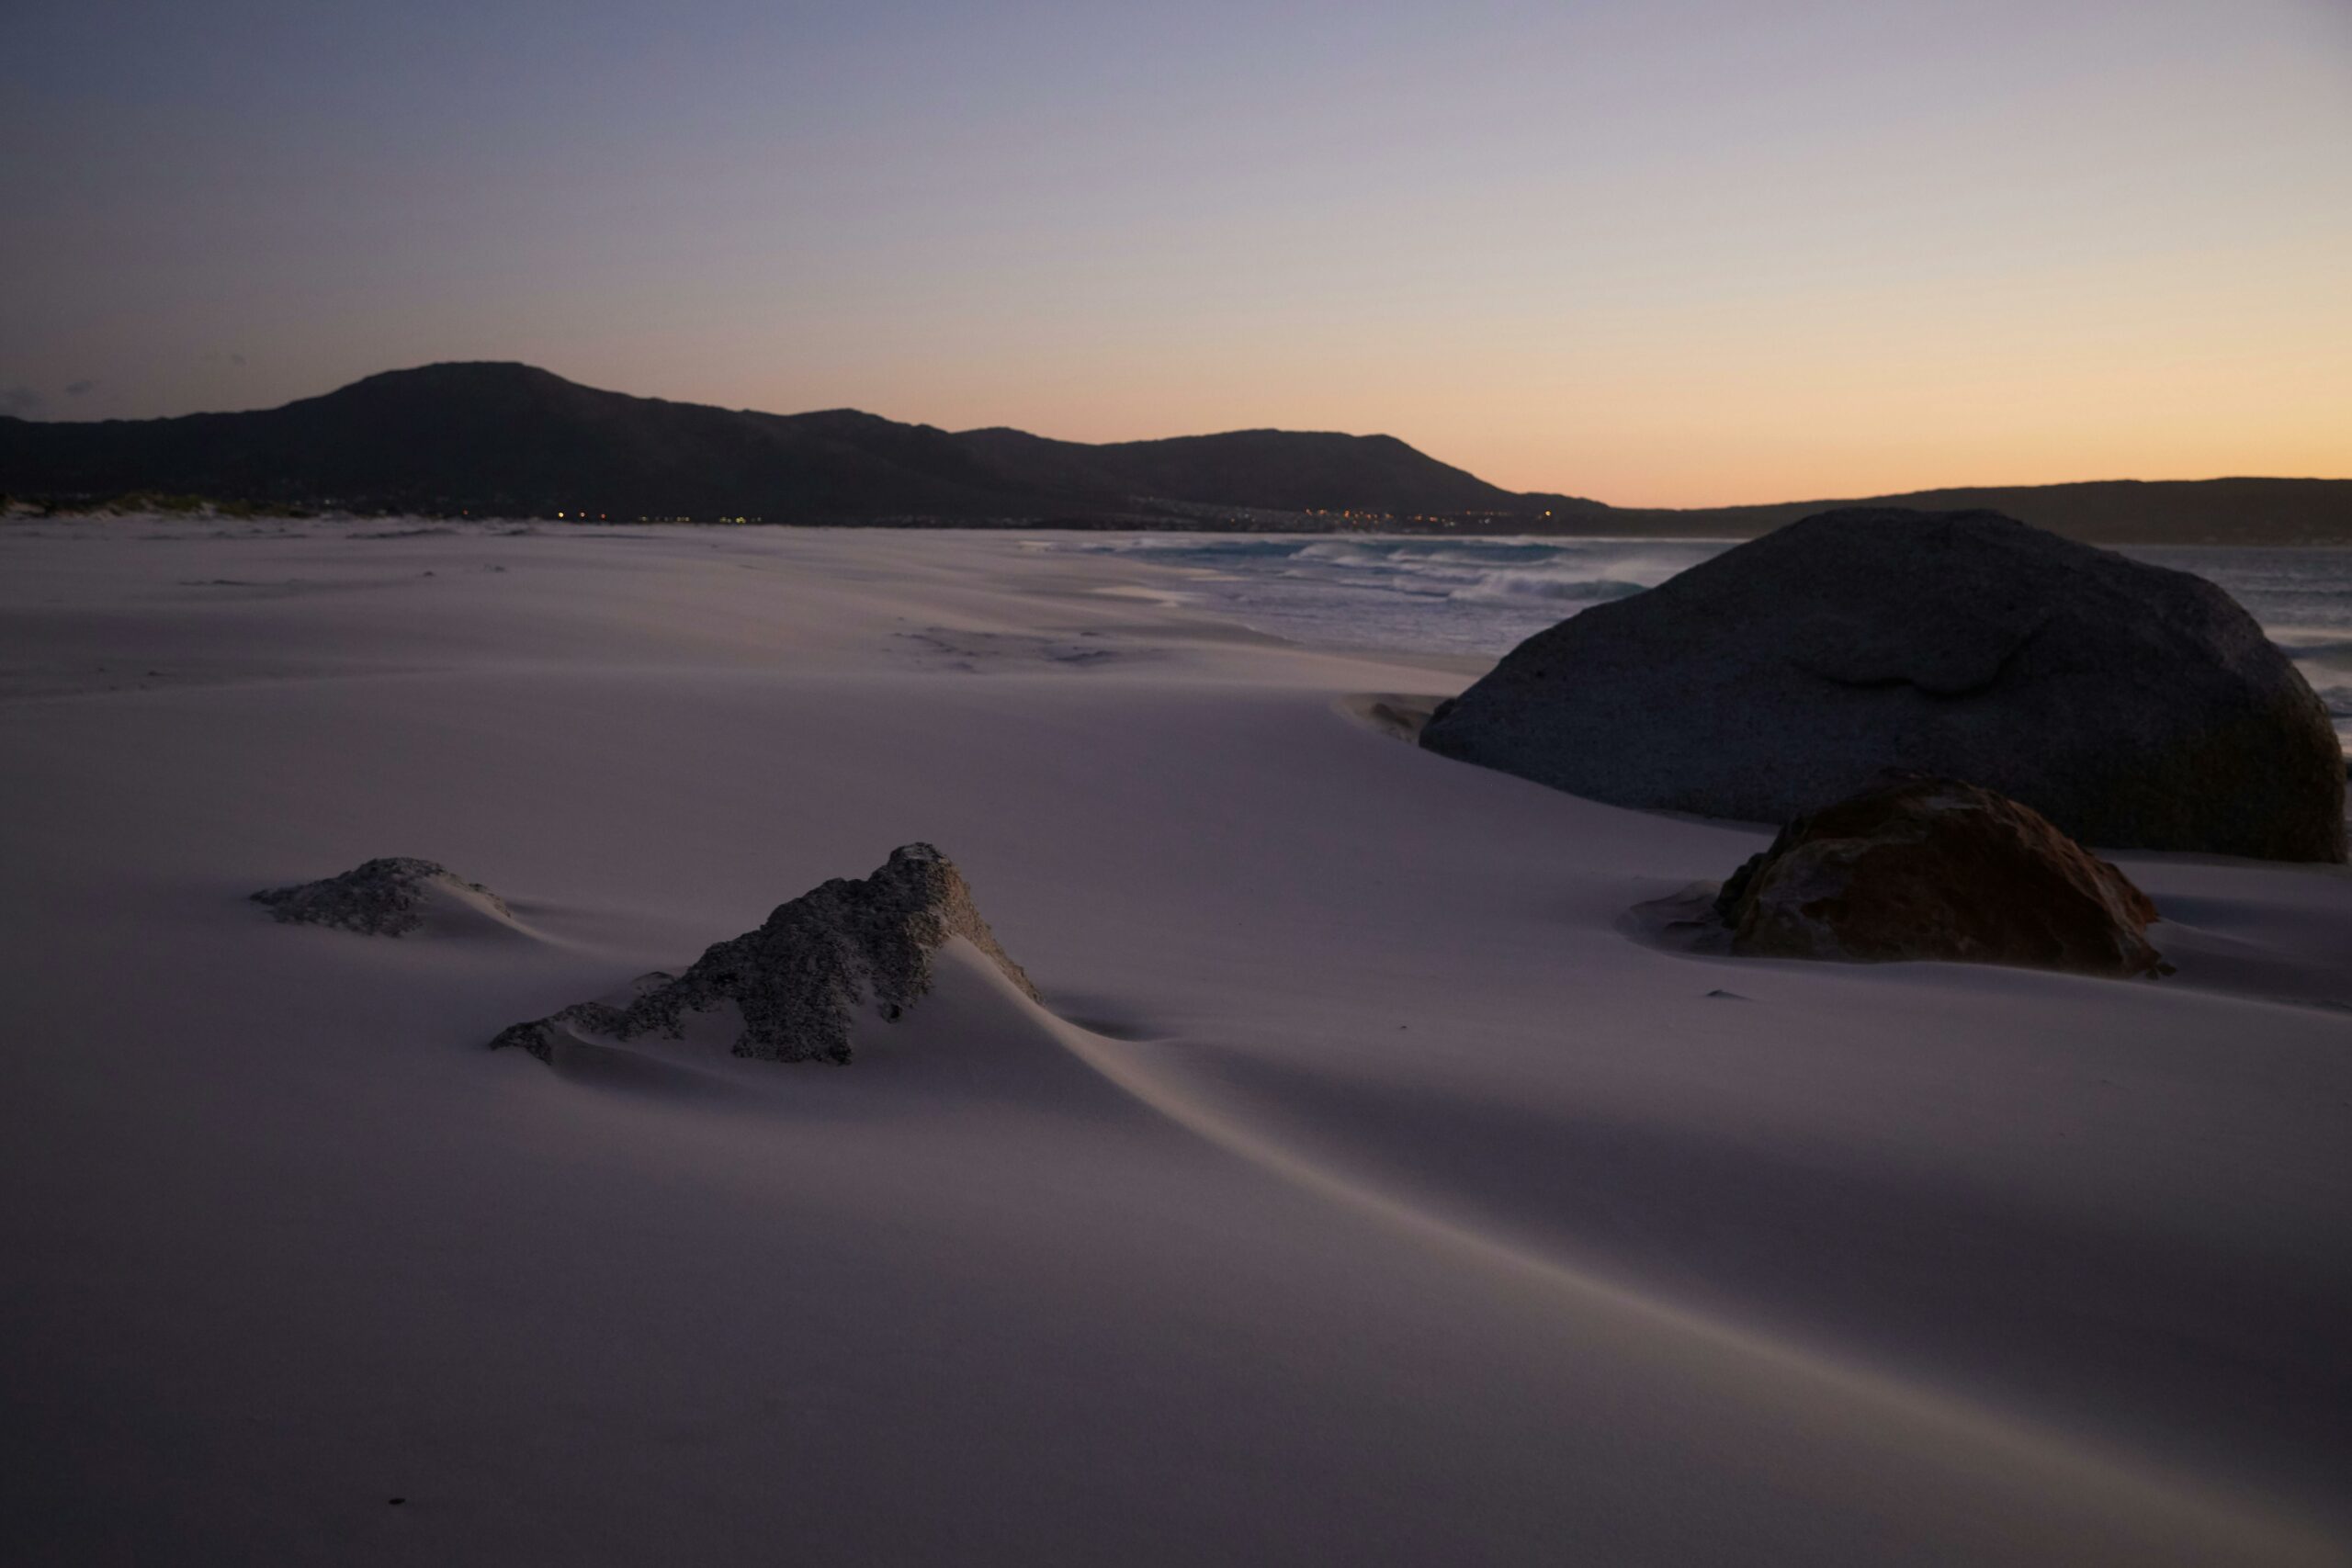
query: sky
[{"left": 2, "top": 0, "right": 2347, "bottom": 506}]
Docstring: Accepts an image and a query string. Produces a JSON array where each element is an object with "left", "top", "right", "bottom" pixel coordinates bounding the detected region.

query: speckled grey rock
[
  {"left": 252, "top": 857, "right": 511, "bottom": 935},
  {"left": 490, "top": 844, "right": 1036, "bottom": 1066},
  {"left": 1421, "top": 508, "right": 2345, "bottom": 862}
]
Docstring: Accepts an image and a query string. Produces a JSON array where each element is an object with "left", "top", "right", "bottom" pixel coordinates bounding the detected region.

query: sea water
[{"left": 1061, "top": 535, "right": 2352, "bottom": 749}]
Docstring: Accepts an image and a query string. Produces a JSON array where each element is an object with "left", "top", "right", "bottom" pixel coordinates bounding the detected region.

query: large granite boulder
[
  {"left": 253, "top": 856, "right": 512, "bottom": 935},
  {"left": 1713, "top": 775, "right": 2167, "bottom": 976},
  {"left": 491, "top": 843, "right": 1036, "bottom": 1066},
  {"left": 1421, "top": 509, "right": 2345, "bottom": 862}
]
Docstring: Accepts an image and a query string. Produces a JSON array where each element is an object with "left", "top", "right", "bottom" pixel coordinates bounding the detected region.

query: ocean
[{"left": 1060, "top": 535, "right": 2352, "bottom": 749}]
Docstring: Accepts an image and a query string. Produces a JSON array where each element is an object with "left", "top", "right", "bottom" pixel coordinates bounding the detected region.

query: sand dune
[{"left": 1, "top": 520, "right": 2346, "bottom": 1564}]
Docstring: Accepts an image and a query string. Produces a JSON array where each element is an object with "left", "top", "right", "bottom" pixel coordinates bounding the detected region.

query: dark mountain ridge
[{"left": 4, "top": 361, "right": 2346, "bottom": 543}]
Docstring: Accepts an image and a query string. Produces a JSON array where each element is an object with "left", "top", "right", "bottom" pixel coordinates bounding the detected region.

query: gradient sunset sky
[{"left": 4, "top": 0, "right": 2347, "bottom": 506}]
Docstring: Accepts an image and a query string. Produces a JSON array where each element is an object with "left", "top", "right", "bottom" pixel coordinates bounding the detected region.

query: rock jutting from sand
[
  {"left": 251, "top": 856, "right": 513, "bottom": 936},
  {"left": 490, "top": 843, "right": 1036, "bottom": 1066},
  {"left": 1714, "top": 774, "right": 2169, "bottom": 977},
  {"left": 1420, "top": 507, "right": 2346, "bottom": 863}
]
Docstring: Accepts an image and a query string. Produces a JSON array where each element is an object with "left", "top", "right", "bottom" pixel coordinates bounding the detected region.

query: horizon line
[{"left": 7, "top": 357, "right": 2349, "bottom": 513}]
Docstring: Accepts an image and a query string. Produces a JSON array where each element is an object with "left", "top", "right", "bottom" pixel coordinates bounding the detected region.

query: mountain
[
  {"left": 0, "top": 361, "right": 1526, "bottom": 524},
  {"left": 3, "top": 361, "right": 2346, "bottom": 542}
]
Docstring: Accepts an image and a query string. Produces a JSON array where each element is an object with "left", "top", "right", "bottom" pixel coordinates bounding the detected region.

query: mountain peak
[
  {"left": 321, "top": 361, "right": 590, "bottom": 405},
  {"left": 343, "top": 360, "right": 569, "bottom": 389}
]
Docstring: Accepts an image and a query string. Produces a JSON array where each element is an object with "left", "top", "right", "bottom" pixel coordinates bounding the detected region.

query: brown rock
[{"left": 1717, "top": 776, "right": 2168, "bottom": 977}]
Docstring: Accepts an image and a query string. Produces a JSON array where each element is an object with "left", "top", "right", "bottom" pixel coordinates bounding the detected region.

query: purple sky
[{"left": 4, "top": 0, "right": 2347, "bottom": 503}]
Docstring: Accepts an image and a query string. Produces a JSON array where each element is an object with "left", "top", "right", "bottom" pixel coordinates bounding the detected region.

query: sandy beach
[{"left": 3, "top": 519, "right": 2347, "bottom": 1565}]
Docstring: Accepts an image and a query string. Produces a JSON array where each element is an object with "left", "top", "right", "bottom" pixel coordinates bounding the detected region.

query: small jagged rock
[
  {"left": 1716, "top": 775, "right": 2167, "bottom": 977},
  {"left": 252, "top": 857, "right": 510, "bottom": 936},
  {"left": 490, "top": 843, "right": 1035, "bottom": 1066}
]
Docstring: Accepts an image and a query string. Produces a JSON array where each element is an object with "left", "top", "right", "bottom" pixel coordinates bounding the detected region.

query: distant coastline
[{"left": 6, "top": 362, "right": 2348, "bottom": 545}]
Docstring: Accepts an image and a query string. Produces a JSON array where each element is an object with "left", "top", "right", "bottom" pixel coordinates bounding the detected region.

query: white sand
[{"left": 1, "top": 519, "right": 2346, "bottom": 1565}]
